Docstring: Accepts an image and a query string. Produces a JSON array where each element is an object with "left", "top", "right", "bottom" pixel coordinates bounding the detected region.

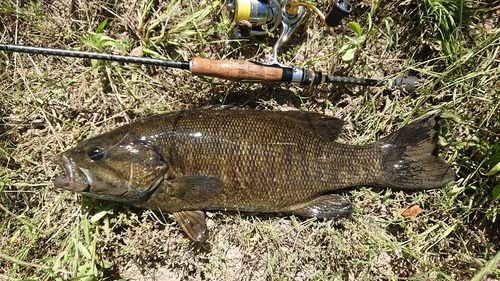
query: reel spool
[
  {"left": 227, "top": 0, "right": 282, "bottom": 38},
  {"left": 227, "top": 0, "right": 351, "bottom": 64}
]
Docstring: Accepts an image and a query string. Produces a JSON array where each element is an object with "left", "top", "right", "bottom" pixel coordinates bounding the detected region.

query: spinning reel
[{"left": 227, "top": 0, "right": 352, "bottom": 64}]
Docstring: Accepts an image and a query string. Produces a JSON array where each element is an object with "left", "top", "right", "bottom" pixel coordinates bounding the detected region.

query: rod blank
[{"left": 0, "top": 44, "right": 190, "bottom": 69}]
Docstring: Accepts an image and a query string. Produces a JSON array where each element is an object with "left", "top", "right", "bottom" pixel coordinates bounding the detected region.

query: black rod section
[
  {"left": 326, "top": 75, "right": 380, "bottom": 86},
  {"left": 0, "top": 44, "right": 190, "bottom": 70}
]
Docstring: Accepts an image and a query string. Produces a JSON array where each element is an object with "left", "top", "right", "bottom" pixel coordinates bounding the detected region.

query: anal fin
[
  {"left": 173, "top": 210, "right": 206, "bottom": 242},
  {"left": 288, "top": 194, "right": 353, "bottom": 219}
]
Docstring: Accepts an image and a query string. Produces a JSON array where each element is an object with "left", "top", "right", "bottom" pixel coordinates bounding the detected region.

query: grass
[{"left": 1, "top": 0, "right": 499, "bottom": 280}]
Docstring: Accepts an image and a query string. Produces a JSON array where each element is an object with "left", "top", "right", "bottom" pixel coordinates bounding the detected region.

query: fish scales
[
  {"left": 53, "top": 108, "right": 455, "bottom": 241},
  {"left": 129, "top": 110, "right": 379, "bottom": 212}
]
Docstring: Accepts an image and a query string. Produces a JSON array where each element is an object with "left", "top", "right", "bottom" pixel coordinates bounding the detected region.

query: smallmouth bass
[{"left": 53, "top": 108, "right": 455, "bottom": 241}]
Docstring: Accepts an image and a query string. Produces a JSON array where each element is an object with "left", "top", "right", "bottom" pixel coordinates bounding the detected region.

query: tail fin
[{"left": 377, "top": 115, "right": 455, "bottom": 190}]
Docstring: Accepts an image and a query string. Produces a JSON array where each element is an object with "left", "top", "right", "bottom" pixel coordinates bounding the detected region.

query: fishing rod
[
  {"left": 0, "top": 44, "right": 418, "bottom": 92},
  {"left": 0, "top": 0, "right": 419, "bottom": 91}
]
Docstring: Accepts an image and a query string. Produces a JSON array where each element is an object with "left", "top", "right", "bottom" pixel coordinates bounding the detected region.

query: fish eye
[{"left": 87, "top": 146, "right": 106, "bottom": 161}]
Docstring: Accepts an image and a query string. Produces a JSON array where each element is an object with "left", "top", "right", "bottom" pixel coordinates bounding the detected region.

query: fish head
[{"left": 53, "top": 126, "right": 168, "bottom": 203}]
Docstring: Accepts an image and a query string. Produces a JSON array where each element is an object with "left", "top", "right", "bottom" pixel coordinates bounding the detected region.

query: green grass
[{"left": 1, "top": 0, "right": 499, "bottom": 280}]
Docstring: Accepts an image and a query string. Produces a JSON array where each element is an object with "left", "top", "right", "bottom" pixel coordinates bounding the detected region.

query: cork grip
[{"left": 191, "top": 57, "right": 283, "bottom": 82}]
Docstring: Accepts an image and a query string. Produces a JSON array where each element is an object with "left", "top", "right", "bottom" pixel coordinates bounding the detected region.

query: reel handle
[{"left": 325, "top": 0, "right": 352, "bottom": 27}]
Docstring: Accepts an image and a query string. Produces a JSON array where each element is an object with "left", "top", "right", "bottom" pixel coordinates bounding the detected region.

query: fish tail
[{"left": 377, "top": 115, "right": 455, "bottom": 190}]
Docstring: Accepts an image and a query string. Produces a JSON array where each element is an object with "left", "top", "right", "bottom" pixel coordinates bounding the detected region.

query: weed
[
  {"left": 1, "top": 0, "right": 499, "bottom": 280},
  {"left": 340, "top": 21, "right": 366, "bottom": 63}
]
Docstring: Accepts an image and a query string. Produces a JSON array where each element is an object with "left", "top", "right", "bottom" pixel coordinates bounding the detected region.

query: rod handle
[{"left": 191, "top": 57, "right": 284, "bottom": 82}]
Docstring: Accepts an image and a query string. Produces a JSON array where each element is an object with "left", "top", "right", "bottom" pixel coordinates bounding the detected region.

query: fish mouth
[{"left": 53, "top": 153, "right": 90, "bottom": 192}]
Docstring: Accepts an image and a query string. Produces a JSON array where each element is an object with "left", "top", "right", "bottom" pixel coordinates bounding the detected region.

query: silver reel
[{"left": 226, "top": 0, "right": 352, "bottom": 65}]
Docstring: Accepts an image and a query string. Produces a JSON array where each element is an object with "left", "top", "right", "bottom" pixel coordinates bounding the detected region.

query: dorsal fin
[
  {"left": 196, "top": 105, "right": 344, "bottom": 141},
  {"left": 276, "top": 110, "right": 344, "bottom": 141}
]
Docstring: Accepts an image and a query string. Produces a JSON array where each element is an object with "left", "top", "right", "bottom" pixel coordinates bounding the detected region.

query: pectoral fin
[
  {"left": 173, "top": 210, "right": 207, "bottom": 242},
  {"left": 288, "top": 194, "right": 353, "bottom": 219},
  {"left": 166, "top": 175, "right": 225, "bottom": 200}
]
